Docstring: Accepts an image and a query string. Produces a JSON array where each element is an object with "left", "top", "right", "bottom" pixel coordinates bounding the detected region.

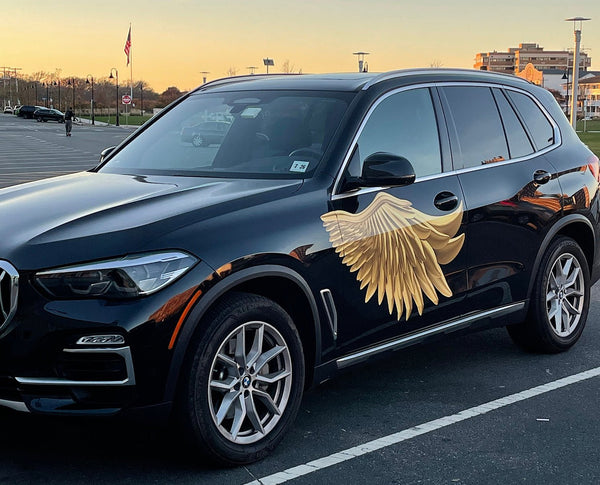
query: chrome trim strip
[
  {"left": 320, "top": 289, "right": 338, "bottom": 340},
  {"left": 0, "top": 260, "right": 19, "bottom": 331},
  {"left": 336, "top": 302, "right": 525, "bottom": 368},
  {"left": 0, "top": 399, "right": 29, "bottom": 413},
  {"left": 332, "top": 81, "right": 561, "bottom": 199},
  {"left": 15, "top": 346, "right": 136, "bottom": 387}
]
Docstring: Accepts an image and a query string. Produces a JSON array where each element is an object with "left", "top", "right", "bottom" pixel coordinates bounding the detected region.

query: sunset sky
[{"left": 1, "top": 0, "right": 599, "bottom": 93}]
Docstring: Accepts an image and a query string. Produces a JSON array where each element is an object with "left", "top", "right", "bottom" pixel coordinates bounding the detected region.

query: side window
[
  {"left": 441, "top": 86, "right": 509, "bottom": 169},
  {"left": 492, "top": 88, "right": 534, "bottom": 159},
  {"left": 505, "top": 90, "right": 554, "bottom": 150},
  {"left": 351, "top": 88, "right": 442, "bottom": 179}
]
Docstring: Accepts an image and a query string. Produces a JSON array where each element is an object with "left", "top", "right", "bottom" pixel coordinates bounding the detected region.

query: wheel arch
[
  {"left": 164, "top": 264, "right": 322, "bottom": 403},
  {"left": 527, "top": 214, "right": 595, "bottom": 301}
]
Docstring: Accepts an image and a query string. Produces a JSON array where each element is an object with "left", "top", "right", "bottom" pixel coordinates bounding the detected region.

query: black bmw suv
[{"left": 0, "top": 69, "right": 598, "bottom": 465}]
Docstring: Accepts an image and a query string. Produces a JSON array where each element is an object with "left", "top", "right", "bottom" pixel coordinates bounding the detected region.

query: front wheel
[
  {"left": 507, "top": 237, "right": 590, "bottom": 352},
  {"left": 176, "top": 292, "right": 305, "bottom": 465},
  {"left": 192, "top": 134, "right": 206, "bottom": 147}
]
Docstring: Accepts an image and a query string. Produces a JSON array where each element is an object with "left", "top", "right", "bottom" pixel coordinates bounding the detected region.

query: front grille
[{"left": 0, "top": 261, "right": 19, "bottom": 331}]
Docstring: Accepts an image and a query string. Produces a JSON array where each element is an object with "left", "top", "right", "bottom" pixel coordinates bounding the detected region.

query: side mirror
[
  {"left": 343, "top": 152, "right": 416, "bottom": 190},
  {"left": 99, "top": 146, "right": 116, "bottom": 164}
]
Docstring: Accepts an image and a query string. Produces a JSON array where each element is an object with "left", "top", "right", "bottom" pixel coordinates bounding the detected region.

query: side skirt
[{"left": 336, "top": 301, "right": 526, "bottom": 369}]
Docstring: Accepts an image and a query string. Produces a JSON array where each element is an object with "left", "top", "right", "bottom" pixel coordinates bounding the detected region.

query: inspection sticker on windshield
[
  {"left": 240, "top": 107, "right": 262, "bottom": 118},
  {"left": 290, "top": 161, "right": 310, "bottom": 173}
]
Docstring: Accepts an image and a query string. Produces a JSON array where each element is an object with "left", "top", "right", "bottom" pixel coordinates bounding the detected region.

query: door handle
[
  {"left": 533, "top": 170, "right": 551, "bottom": 185},
  {"left": 434, "top": 191, "right": 459, "bottom": 211}
]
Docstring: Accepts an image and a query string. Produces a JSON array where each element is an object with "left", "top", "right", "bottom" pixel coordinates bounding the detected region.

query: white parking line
[{"left": 245, "top": 366, "right": 600, "bottom": 485}]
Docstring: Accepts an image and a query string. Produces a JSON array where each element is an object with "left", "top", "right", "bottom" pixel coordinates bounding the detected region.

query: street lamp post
[
  {"left": 565, "top": 17, "right": 591, "bottom": 129},
  {"left": 353, "top": 52, "right": 370, "bottom": 72},
  {"left": 86, "top": 75, "right": 94, "bottom": 125},
  {"left": 44, "top": 82, "right": 49, "bottom": 108},
  {"left": 53, "top": 80, "right": 61, "bottom": 111},
  {"left": 67, "top": 78, "right": 75, "bottom": 111},
  {"left": 109, "top": 68, "right": 119, "bottom": 126},
  {"left": 562, "top": 69, "right": 570, "bottom": 116},
  {"left": 139, "top": 82, "right": 144, "bottom": 115},
  {"left": 263, "top": 58, "right": 274, "bottom": 74}
]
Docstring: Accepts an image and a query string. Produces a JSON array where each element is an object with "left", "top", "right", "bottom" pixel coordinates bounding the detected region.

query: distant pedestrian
[{"left": 64, "top": 107, "right": 74, "bottom": 136}]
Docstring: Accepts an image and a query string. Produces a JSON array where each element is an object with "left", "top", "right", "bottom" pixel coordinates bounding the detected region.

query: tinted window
[
  {"left": 99, "top": 91, "right": 351, "bottom": 179},
  {"left": 505, "top": 90, "right": 554, "bottom": 150},
  {"left": 352, "top": 88, "right": 442, "bottom": 178},
  {"left": 441, "top": 86, "right": 509, "bottom": 169},
  {"left": 492, "top": 88, "right": 534, "bottom": 159}
]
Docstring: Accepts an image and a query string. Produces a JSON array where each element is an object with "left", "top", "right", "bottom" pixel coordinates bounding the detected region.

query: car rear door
[{"left": 438, "top": 84, "right": 563, "bottom": 314}]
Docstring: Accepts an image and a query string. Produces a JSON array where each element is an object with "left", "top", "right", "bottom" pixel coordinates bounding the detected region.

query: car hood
[{"left": 0, "top": 172, "right": 302, "bottom": 270}]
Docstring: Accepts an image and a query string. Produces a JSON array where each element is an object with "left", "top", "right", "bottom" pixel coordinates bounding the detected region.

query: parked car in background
[
  {"left": 0, "top": 69, "right": 598, "bottom": 465},
  {"left": 33, "top": 108, "right": 65, "bottom": 123},
  {"left": 17, "top": 105, "right": 45, "bottom": 119},
  {"left": 180, "top": 120, "right": 231, "bottom": 146},
  {"left": 3, "top": 106, "right": 14, "bottom": 114}
]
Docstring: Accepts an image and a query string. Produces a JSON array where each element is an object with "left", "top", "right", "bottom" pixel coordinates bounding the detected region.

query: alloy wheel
[
  {"left": 546, "top": 252, "right": 585, "bottom": 337},
  {"left": 207, "top": 320, "right": 293, "bottom": 445}
]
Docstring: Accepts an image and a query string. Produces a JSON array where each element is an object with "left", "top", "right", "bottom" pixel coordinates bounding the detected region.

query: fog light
[{"left": 77, "top": 335, "right": 125, "bottom": 345}]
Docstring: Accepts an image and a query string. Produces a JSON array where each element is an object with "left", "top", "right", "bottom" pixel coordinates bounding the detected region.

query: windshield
[{"left": 99, "top": 90, "right": 352, "bottom": 179}]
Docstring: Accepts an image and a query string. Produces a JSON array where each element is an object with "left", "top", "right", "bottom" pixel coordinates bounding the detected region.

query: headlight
[{"left": 35, "top": 251, "right": 198, "bottom": 299}]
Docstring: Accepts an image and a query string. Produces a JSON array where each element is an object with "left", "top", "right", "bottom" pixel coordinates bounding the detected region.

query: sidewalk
[{"left": 76, "top": 117, "right": 137, "bottom": 129}]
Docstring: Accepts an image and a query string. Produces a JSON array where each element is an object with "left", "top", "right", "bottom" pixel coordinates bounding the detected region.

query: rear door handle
[
  {"left": 434, "top": 191, "right": 459, "bottom": 211},
  {"left": 533, "top": 170, "right": 551, "bottom": 185}
]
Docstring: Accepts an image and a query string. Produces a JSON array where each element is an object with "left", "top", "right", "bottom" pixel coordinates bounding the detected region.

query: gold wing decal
[{"left": 321, "top": 192, "right": 465, "bottom": 321}]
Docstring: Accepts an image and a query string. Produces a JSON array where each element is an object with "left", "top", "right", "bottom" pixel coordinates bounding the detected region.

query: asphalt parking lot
[{"left": 0, "top": 113, "right": 599, "bottom": 484}]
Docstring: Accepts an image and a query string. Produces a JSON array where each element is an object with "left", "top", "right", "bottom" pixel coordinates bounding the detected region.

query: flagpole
[{"left": 129, "top": 23, "right": 133, "bottom": 103}]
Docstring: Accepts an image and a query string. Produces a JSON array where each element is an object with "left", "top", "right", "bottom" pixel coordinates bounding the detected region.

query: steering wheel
[{"left": 288, "top": 148, "right": 322, "bottom": 159}]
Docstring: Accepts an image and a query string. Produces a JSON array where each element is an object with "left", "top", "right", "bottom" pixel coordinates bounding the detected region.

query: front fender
[{"left": 163, "top": 264, "right": 322, "bottom": 403}]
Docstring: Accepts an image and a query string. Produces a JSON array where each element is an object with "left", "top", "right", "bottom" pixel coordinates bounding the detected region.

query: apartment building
[
  {"left": 579, "top": 75, "right": 600, "bottom": 118},
  {"left": 474, "top": 43, "right": 591, "bottom": 74}
]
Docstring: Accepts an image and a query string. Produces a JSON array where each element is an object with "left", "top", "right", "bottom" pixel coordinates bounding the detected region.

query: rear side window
[
  {"left": 441, "top": 86, "right": 509, "bottom": 169},
  {"left": 505, "top": 90, "right": 554, "bottom": 150},
  {"left": 492, "top": 89, "right": 534, "bottom": 159}
]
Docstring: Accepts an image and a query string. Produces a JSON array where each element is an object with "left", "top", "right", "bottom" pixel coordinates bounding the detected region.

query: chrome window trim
[
  {"left": 361, "top": 69, "right": 530, "bottom": 91},
  {"left": 332, "top": 81, "right": 561, "bottom": 200},
  {"left": 15, "top": 346, "right": 136, "bottom": 387},
  {"left": 336, "top": 301, "right": 525, "bottom": 368}
]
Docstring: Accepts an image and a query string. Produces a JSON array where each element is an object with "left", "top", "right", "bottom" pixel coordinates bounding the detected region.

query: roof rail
[
  {"left": 192, "top": 73, "right": 303, "bottom": 93},
  {"left": 362, "top": 68, "right": 530, "bottom": 90}
]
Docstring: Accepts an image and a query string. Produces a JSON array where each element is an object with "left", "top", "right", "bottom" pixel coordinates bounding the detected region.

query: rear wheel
[
  {"left": 508, "top": 237, "right": 589, "bottom": 352},
  {"left": 176, "top": 292, "right": 305, "bottom": 465}
]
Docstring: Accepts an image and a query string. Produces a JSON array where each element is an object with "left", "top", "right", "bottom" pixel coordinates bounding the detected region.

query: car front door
[{"left": 323, "top": 86, "right": 469, "bottom": 355}]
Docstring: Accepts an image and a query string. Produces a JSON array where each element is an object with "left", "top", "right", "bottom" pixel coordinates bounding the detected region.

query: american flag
[{"left": 124, "top": 26, "right": 131, "bottom": 65}]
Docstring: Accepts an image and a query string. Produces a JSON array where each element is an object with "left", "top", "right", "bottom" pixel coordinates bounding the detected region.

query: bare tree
[
  {"left": 281, "top": 59, "right": 302, "bottom": 74},
  {"left": 226, "top": 67, "right": 238, "bottom": 77}
]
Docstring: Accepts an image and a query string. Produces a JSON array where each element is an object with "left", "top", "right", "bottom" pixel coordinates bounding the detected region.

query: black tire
[
  {"left": 507, "top": 237, "right": 590, "bottom": 353},
  {"left": 176, "top": 292, "right": 305, "bottom": 465}
]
